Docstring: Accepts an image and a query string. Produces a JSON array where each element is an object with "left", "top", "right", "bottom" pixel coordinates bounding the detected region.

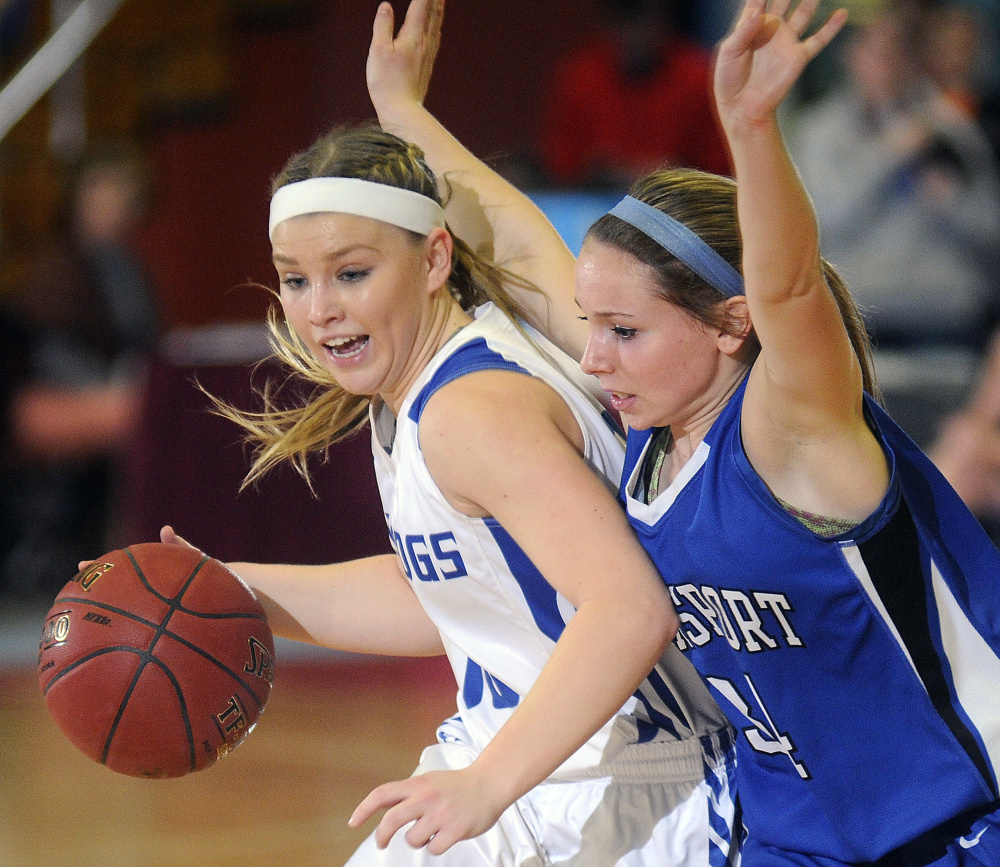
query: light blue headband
[{"left": 607, "top": 196, "right": 744, "bottom": 298}]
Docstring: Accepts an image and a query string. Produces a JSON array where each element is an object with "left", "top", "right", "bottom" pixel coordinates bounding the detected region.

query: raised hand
[
  {"left": 715, "top": 0, "right": 848, "bottom": 130},
  {"left": 348, "top": 765, "right": 507, "bottom": 856},
  {"left": 367, "top": 0, "right": 444, "bottom": 118}
]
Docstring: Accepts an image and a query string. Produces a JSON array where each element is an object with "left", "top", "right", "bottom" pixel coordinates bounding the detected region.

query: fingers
[
  {"left": 78, "top": 526, "right": 191, "bottom": 571},
  {"left": 350, "top": 781, "right": 424, "bottom": 849},
  {"left": 720, "top": 0, "right": 765, "bottom": 60},
  {"left": 397, "top": 0, "right": 436, "bottom": 43},
  {"left": 403, "top": 810, "right": 442, "bottom": 850},
  {"left": 370, "top": 1, "right": 394, "bottom": 52},
  {"left": 727, "top": 0, "right": 846, "bottom": 57},
  {"left": 348, "top": 776, "right": 470, "bottom": 854},
  {"left": 348, "top": 782, "right": 401, "bottom": 831},
  {"left": 367, "top": 0, "right": 442, "bottom": 109},
  {"left": 768, "top": 0, "right": 792, "bottom": 21},
  {"left": 428, "top": 0, "right": 444, "bottom": 37},
  {"left": 741, "top": 0, "right": 766, "bottom": 21},
  {"left": 425, "top": 824, "right": 463, "bottom": 856},
  {"left": 380, "top": 790, "right": 463, "bottom": 854},
  {"left": 787, "top": 0, "right": 821, "bottom": 32},
  {"left": 160, "top": 525, "right": 198, "bottom": 551},
  {"left": 783, "top": 0, "right": 848, "bottom": 49},
  {"left": 425, "top": 0, "right": 444, "bottom": 56},
  {"left": 804, "top": 7, "right": 849, "bottom": 57}
]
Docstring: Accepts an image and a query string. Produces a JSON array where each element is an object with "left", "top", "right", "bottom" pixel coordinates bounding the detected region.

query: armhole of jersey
[{"left": 407, "top": 337, "right": 532, "bottom": 425}]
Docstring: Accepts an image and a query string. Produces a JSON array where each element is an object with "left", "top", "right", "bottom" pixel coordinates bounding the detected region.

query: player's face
[
  {"left": 576, "top": 238, "right": 726, "bottom": 432},
  {"left": 273, "top": 212, "right": 438, "bottom": 410}
]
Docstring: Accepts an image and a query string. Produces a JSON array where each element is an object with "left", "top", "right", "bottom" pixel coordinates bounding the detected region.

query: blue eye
[
  {"left": 281, "top": 275, "right": 307, "bottom": 290},
  {"left": 339, "top": 268, "right": 370, "bottom": 283},
  {"left": 612, "top": 326, "right": 637, "bottom": 339}
]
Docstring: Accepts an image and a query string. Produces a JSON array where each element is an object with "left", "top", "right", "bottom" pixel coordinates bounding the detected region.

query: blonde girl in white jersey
[{"left": 148, "top": 6, "right": 739, "bottom": 862}]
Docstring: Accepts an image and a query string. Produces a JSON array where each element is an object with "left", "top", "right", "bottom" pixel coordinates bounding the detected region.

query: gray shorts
[{"left": 345, "top": 725, "right": 739, "bottom": 867}]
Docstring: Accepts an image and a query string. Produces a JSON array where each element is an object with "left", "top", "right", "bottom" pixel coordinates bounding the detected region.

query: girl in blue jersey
[
  {"left": 372, "top": 0, "right": 1000, "bottom": 864},
  {"left": 139, "top": 3, "right": 744, "bottom": 863}
]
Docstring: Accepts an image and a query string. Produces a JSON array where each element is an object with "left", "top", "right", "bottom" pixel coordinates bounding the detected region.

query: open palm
[{"left": 715, "top": 0, "right": 848, "bottom": 128}]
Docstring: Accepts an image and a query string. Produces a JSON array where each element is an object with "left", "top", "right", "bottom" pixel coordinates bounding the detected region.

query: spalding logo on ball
[{"left": 37, "top": 542, "right": 275, "bottom": 778}]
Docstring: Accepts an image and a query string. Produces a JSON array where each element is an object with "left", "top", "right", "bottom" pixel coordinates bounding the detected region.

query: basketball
[{"left": 37, "top": 542, "right": 275, "bottom": 779}]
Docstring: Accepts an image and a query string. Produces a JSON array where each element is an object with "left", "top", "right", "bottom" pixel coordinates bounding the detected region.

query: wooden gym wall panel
[{"left": 131, "top": 0, "right": 599, "bottom": 328}]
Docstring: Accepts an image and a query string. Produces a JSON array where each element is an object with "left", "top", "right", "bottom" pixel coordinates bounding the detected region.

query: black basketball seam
[
  {"left": 175, "top": 610, "right": 269, "bottom": 623},
  {"left": 100, "top": 651, "right": 196, "bottom": 773},
  {"left": 124, "top": 547, "right": 209, "bottom": 605},
  {"left": 131, "top": 547, "right": 205, "bottom": 659},
  {"left": 48, "top": 596, "right": 160, "bottom": 630},
  {"left": 155, "top": 630, "right": 267, "bottom": 713},
  {"left": 119, "top": 548, "right": 268, "bottom": 626},
  {"left": 42, "top": 645, "right": 136, "bottom": 695},
  {"left": 54, "top": 595, "right": 267, "bottom": 626},
  {"left": 50, "top": 599, "right": 269, "bottom": 711},
  {"left": 124, "top": 547, "right": 267, "bottom": 620},
  {"left": 170, "top": 553, "right": 270, "bottom": 712},
  {"left": 105, "top": 548, "right": 205, "bottom": 772},
  {"left": 44, "top": 548, "right": 270, "bottom": 776}
]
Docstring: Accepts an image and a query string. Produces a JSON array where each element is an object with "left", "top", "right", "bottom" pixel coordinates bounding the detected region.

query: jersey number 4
[{"left": 708, "top": 674, "right": 811, "bottom": 780}]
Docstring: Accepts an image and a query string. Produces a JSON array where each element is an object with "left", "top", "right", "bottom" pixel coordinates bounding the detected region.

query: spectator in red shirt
[{"left": 538, "top": 0, "right": 732, "bottom": 188}]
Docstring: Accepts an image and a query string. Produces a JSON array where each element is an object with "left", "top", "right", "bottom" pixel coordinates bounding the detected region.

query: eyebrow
[
  {"left": 272, "top": 243, "right": 378, "bottom": 267},
  {"left": 574, "top": 299, "right": 637, "bottom": 320}
]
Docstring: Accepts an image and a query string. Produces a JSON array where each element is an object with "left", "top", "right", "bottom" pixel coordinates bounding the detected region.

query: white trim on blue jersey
[{"left": 622, "top": 373, "right": 1000, "bottom": 863}]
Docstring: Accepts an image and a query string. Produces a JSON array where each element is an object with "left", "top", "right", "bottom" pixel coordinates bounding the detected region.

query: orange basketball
[{"left": 37, "top": 542, "right": 275, "bottom": 778}]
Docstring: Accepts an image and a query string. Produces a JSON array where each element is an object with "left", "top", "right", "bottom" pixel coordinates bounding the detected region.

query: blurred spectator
[
  {"left": 786, "top": 0, "right": 1000, "bottom": 352},
  {"left": 930, "top": 325, "right": 1000, "bottom": 542},
  {"left": 536, "top": 0, "right": 732, "bottom": 189},
  {"left": 1, "top": 141, "right": 159, "bottom": 602},
  {"left": 920, "top": 1, "right": 1000, "bottom": 163}
]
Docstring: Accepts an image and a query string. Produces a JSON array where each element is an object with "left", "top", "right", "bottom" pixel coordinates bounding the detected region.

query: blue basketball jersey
[{"left": 622, "top": 375, "right": 1000, "bottom": 863}]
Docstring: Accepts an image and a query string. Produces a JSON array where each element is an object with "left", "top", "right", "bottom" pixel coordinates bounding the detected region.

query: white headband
[{"left": 268, "top": 177, "right": 446, "bottom": 240}]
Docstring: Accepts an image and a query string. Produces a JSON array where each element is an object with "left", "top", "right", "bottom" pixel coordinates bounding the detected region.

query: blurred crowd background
[{"left": 1, "top": 0, "right": 999, "bottom": 607}]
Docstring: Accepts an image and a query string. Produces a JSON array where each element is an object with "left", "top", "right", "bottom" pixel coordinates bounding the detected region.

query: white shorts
[{"left": 345, "top": 723, "right": 739, "bottom": 867}]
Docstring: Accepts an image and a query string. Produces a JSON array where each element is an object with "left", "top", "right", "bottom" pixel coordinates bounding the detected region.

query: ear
[
  {"left": 717, "top": 295, "right": 752, "bottom": 356},
  {"left": 423, "top": 226, "right": 454, "bottom": 296}
]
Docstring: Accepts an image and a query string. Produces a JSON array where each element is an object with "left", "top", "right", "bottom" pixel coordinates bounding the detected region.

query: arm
[
  {"left": 716, "top": 0, "right": 888, "bottom": 518},
  {"left": 366, "top": 0, "right": 588, "bottom": 360},
  {"left": 11, "top": 381, "right": 141, "bottom": 460},
  {"left": 159, "top": 527, "right": 444, "bottom": 657},
  {"left": 350, "top": 371, "right": 676, "bottom": 853}
]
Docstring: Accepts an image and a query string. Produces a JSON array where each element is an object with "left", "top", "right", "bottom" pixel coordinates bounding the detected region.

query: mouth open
[
  {"left": 606, "top": 390, "right": 635, "bottom": 412},
  {"left": 325, "top": 335, "right": 369, "bottom": 358}
]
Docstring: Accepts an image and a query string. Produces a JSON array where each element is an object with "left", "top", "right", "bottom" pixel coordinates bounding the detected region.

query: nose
[
  {"left": 581, "top": 332, "right": 611, "bottom": 376},
  {"left": 307, "top": 281, "right": 344, "bottom": 327}
]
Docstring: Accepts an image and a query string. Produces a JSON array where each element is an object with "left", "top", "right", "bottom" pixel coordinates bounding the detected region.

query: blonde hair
[
  {"left": 215, "top": 125, "right": 539, "bottom": 487},
  {"left": 589, "top": 168, "right": 881, "bottom": 399}
]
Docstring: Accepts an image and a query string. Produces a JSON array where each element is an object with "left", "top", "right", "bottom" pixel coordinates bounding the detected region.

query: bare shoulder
[{"left": 417, "top": 368, "right": 586, "bottom": 515}]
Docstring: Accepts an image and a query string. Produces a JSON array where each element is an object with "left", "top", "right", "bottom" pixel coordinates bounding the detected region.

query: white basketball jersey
[{"left": 371, "top": 303, "right": 633, "bottom": 775}]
